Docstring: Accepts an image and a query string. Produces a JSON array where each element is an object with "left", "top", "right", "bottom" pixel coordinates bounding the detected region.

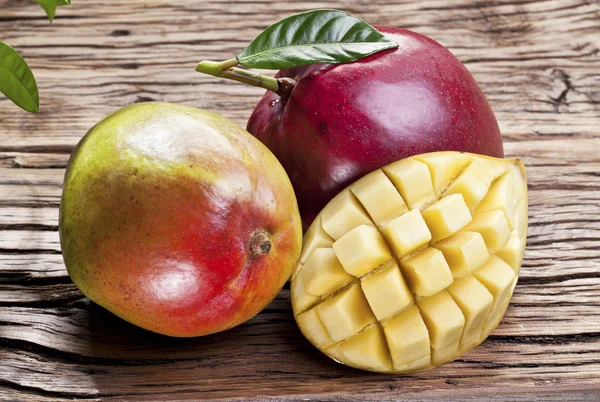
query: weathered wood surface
[{"left": 1, "top": 0, "right": 599, "bottom": 400}]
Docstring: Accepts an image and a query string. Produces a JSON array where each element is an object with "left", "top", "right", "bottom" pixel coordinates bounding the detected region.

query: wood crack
[
  {"left": 0, "top": 224, "right": 59, "bottom": 232},
  {"left": 516, "top": 272, "right": 600, "bottom": 285},
  {"left": 0, "top": 378, "right": 101, "bottom": 400},
  {"left": 488, "top": 332, "right": 600, "bottom": 345},
  {"left": 549, "top": 69, "right": 574, "bottom": 112},
  {"left": 0, "top": 337, "right": 218, "bottom": 367}
]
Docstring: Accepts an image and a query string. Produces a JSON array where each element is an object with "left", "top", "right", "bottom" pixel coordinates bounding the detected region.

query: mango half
[{"left": 291, "top": 152, "right": 527, "bottom": 374}]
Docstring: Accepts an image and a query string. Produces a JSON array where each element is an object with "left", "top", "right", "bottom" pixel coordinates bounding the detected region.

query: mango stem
[{"left": 196, "top": 58, "right": 280, "bottom": 93}]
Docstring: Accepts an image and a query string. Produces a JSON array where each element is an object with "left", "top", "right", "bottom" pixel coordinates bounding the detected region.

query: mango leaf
[
  {"left": 236, "top": 9, "right": 398, "bottom": 69},
  {"left": 33, "top": 0, "right": 71, "bottom": 22},
  {"left": 0, "top": 42, "right": 40, "bottom": 113}
]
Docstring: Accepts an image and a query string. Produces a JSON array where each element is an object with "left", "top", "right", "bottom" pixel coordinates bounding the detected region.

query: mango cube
[
  {"left": 321, "top": 190, "right": 374, "bottom": 240},
  {"left": 382, "top": 209, "right": 432, "bottom": 259},
  {"left": 303, "top": 248, "right": 354, "bottom": 297},
  {"left": 333, "top": 225, "right": 391, "bottom": 277},
  {"left": 443, "top": 160, "right": 494, "bottom": 212},
  {"left": 417, "top": 290, "right": 465, "bottom": 349},
  {"left": 300, "top": 216, "right": 334, "bottom": 264},
  {"left": 317, "top": 283, "right": 376, "bottom": 343},
  {"left": 432, "top": 341, "right": 460, "bottom": 366},
  {"left": 422, "top": 194, "right": 472, "bottom": 243},
  {"left": 297, "top": 308, "right": 333, "bottom": 349},
  {"left": 361, "top": 260, "right": 413, "bottom": 321},
  {"left": 415, "top": 152, "right": 474, "bottom": 196},
  {"left": 481, "top": 158, "right": 508, "bottom": 182},
  {"left": 514, "top": 198, "right": 528, "bottom": 240},
  {"left": 339, "top": 325, "right": 392, "bottom": 373},
  {"left": 324, "top": 344, "right": 345, "bottom": 362},
  {"left": 435, "top": 231, "right": 489, "bottom": 278},
  {"left": 351, "top": 170, "right": 408, "bottom": 226},
  {"left": 400, "top": 248, "right": 454, "bottom": 297},
  {"left": 383, "top": 159, "right": 436, "bottom": 210},
  {"left": 464, "top": 210, "right": 511, "bottom": 254},
  {"left": 397, "top": 356, "right": 431, "bottom": 373},
  {"left": 473, "top": 256, "right": 516, "bottom": 311},
  {"left": 483, "top": 298, "right": 511, "bottom": 335},
  {"left": 383, "top": 305, "right": 431, "bottom": 370},
  {"left": 291, "top": 268, "right": 320, "bottom": 313},
  {"left": 476, "top": 173, "right": 516, "bottom": 230},
  {"left": 496, "top": 234, "right": 523, "bottom": 273},
  {"left": 510, "top": 165, "right": 527, "bottom": 204},
  {"left": 446, "top": 276, "right": 493, "bottom": 349}
]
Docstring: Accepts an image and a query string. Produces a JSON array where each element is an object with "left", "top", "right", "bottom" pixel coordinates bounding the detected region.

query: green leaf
[
  {"left": 33, "top": 0, "right": 71, "bottom": 22},
  {"left": 0, "top": 42, "right": 40, "bottom": 113},
  {"left": 236, "top": 9, "right": 398, "bottom": 69}
]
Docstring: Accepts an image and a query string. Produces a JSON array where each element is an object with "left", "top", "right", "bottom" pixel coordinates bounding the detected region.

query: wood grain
[{"left": 1, "top": 0, "right": 599, "bottom": 400}]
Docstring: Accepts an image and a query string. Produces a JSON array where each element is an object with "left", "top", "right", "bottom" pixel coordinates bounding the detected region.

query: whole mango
[
  {"left": 60, "top": 102, "right": 302, "bottom": 337},
  {"left": 248, "top": 27, "right": 504, "bottom": 230}
]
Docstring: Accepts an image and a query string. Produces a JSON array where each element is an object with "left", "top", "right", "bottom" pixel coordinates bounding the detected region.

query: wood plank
[
  {"left": 0, "top": 0, "right": 598, "bottom": 148},
  {"left": 0, "top": 298, "right": 599, "bottom": 400},
  {"left": 0, "top": 231, "right": 61, "bottom": 253},
  {"left": 0, "top": 254, "right": 66, "bottom": 281},
  {"left": 0, "top": 207, "right": 58, "bottom": 226},
  {"left": 0, "top": 185, "right": 61, "bottom": 207},
  {"left": 0, "top": 153, "right": 69, "bottom": 169},
  {"left": 0, "top": 0, "right": 599, "bottom": 400}
]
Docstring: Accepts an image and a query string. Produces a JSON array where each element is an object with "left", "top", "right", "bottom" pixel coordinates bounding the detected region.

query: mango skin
[{"left": 59, "top": 102, "right": 302, "bottom": 337}]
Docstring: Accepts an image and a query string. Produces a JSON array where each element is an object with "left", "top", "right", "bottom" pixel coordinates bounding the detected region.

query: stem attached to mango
[
  {"left": 250, "top": 231, "right": 272, "bottom": 256},
  {"left": 196, "top": 58, "right": 296, "bottom": 101}
]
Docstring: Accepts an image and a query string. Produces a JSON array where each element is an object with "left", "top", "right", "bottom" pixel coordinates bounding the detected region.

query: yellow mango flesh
[{"left": 292, "top": 152, "right": 528, "bottom": 374}]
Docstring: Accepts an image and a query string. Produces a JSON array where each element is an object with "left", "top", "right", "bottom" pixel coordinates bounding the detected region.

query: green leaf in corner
[
  {"left": 236, "top": 9, "right": 398, "bottom": 69},
  {"left": 0, "top": 42, "right": 40, "bottom": 113},
  {"left": 33, "top": 0, "right": 71, "bottom": 22}
]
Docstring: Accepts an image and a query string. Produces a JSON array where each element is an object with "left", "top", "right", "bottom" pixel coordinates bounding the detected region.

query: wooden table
[{"left": 1, "top": 0, "right": 599, "bottom": 400}]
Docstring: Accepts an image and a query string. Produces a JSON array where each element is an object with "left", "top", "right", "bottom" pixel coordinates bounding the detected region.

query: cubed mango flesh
[
  {"left": 446, "top": 275, "right": 494, "bottom": 349},
  {"left": 292, "top": 152, "right": 527, "bottom": 374},
  {"left": 351, "top": 170, "right": 409, "bottom": 226},
  {"left": 333, "top": 225, "right": 392, "bottom": 277},
  {"left": 435, "top": 231, "right": 489, "bottom": 278},
  {"left": 383, "top": 305, "right": 431, "bottom": 371},
  {"left": 415, "top": 152, "right": 473, "bottom": 196},
  {"left": 383, "top": 159, "right": 437, "bottom": 210},
  {"left": 338, "top": 324, "right": 392, "bottom": 373},
  {"left": 422, "top": 193, "right": 472, "bottom": 243},
  {"left": 303, "top": 248, "right": 354, "bottom": 297},
  {"left": 296, "top": 307, "right": 333, "bottom": 349},
  {"left": 443, "top": 159, "right": 499, "bottom": 212},
  {"left": 417, "top": 290, "right": 465, "bottom": 349},
  {"left": 361, "top": 260, "right": 413, "bottom": 321},
  {"left": 473, "top": 256, "right": 516, "bottom": 311},
  {"left": 476, "top": 172, "right": 516, "bottom": 230},
  {"left": 299, "top": 216, "right": 334, "bottom": 265},
  {"left": 382, "top": 209, "right": 432, "bottom": 259},
  {"left": 317, "top": 283, "right": 376, "bottom": 343},
  {"left": 496, "top": 233, "right": 524, "bottom": 273},
  {"left": 321, "top": 190, "right": 374, "bottom": 240},
  {"left": 464, "top": 210, "right": 511, "bottom": 255},
  {"left": 400, "top": 248, "right": 454, "bottom": 297}
]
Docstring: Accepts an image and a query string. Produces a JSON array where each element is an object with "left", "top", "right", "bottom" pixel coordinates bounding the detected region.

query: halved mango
[{"left": 292, "top": 152, "right": 527, "bottom": 374}]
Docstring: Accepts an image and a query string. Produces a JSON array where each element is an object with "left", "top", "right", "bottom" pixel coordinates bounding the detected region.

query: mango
[
  {"left": 60, "top": 103, "right": 302, "bottom": 337},
  {"left": 292, "top": 151, "right": 527, "bottom": 373}
]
